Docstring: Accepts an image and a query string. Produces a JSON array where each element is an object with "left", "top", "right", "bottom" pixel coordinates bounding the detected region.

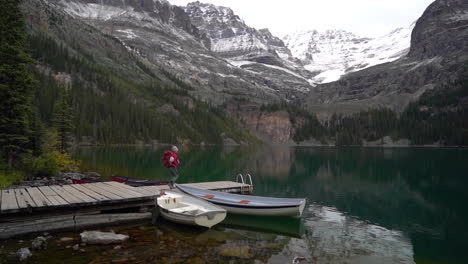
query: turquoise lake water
[
  {"left": 68, "top": 146, "right": 468, "bottom": 263},
  {"left": 2, "top": 146, "right": 465, "bottom": 263}
]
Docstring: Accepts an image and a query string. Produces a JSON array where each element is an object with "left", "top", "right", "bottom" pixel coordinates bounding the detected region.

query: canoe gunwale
[{"left": 208, "top": 200, "right": 303, "bottom": 209}]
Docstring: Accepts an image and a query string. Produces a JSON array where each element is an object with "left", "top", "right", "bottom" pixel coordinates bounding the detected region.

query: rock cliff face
[
  {"left": 302, "top": 0, "right": 468, "bottom": 116},
  {"left": 226, "top": 104, "right": 292, "bottom": 144},
  {"left": 408, "top": 0, "right": 468, "bottom": 60}
]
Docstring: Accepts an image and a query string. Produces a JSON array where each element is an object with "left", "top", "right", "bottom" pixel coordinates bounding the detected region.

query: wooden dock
[
  {"left": 0, "top": 180, "right": 251, "bottom": 239},
  {"left": 182, "top": 181, "right": 253, "bottom": 194}
]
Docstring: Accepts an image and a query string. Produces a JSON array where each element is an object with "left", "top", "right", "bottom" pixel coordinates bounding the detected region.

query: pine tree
[
  {"left": 0, "top": 0, "right": 37, "bottom": 166},
  {"left": 52, "top": 87, "right": 74, "bottom": 154}
]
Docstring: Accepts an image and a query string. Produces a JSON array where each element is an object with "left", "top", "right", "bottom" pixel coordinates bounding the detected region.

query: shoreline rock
[
  {"left": 80, "top": 231, "right": 129, "bottom": 245},
  {"left": 31, "top": 236, "right": 47, "bottom": 250},
  {"left": 16, "top": 248, "right": 32, "bottom": 261}
]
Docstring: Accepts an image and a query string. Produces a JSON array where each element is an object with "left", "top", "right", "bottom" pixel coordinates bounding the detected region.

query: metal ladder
[{"left": 236, "top": 173, "right": 253, "bottom": 194}]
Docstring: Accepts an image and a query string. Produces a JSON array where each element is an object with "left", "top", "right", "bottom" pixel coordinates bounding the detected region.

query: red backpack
[{"left": 162, "top": 150, "right": 175, "bottom": 168}]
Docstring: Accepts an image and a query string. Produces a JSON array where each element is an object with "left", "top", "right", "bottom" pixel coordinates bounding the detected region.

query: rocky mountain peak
[
  {"left": 186, "top": 1, "right": 240, "bottom": 22},
  {"left": 409, "top": 0, "right": 468, "bottom": 60},
  {"left": 184, "top": 1, "right": 268, "bottom": 55},
  {"left": 184, "top": 1, "right": 314, "bottom": 94}
]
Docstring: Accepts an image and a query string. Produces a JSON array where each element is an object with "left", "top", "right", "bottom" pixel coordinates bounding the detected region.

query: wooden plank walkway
[
  {"left": 0, "top": 180, "right": 251, "bottom": 239},
  {"left": 0, "top": 181, "right": 251, "bottom": 216},
  {"left": 0, "top": 182, "right": 159, "bottom": 215},
  {"left": 138, "top": 181, "right": 252, "bottom": 194},
  {"left": 182, "top": 181, "right": 253, "bottom": 193}
]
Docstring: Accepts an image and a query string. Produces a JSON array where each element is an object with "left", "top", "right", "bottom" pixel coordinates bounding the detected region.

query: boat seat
[
  {"left": 202, "top": 195, "right": 215, "bottom": 199},
  {"left": 171, "top": 205, "right": 199, "bottom": 213},
  {"left": 238, "top": 200, "right": 250, "bottom": 204}
]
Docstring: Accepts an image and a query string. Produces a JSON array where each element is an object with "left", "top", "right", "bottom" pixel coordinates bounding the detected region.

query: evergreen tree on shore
[
  {"left": 0, "top": 0, "right": 37, "bottom": 166},
  {"left": 52, "top": 87, "right": 74, "bottom": 154}
]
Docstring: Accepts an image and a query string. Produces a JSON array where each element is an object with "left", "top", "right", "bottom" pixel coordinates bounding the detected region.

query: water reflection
[
  {"left": 305, "top": 204, "right": 414, "bottom": 264},
  {"left": 222, "top": 214, "right": 305, "bottom": 238}
]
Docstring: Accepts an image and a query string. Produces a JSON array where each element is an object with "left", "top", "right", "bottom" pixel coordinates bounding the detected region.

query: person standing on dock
[{"left": 162, "top": 145, "right": 180, "bottom": 189}]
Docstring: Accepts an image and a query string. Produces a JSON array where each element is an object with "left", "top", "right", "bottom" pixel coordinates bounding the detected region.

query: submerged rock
[
  {"left": 58, "top": 237, "right": 75, "bottom": 243},
  {"left": 80, "top": 231, "right": 129, "bottom": 245},
  {"left": 219, "top": 246, "right": 252, "bottom": 259},
  {"left": 16, "top": 248, "right": 32, "bottom": 261},
  {"left": 31, "top": 236, "right": 47, "bottom": 250}
]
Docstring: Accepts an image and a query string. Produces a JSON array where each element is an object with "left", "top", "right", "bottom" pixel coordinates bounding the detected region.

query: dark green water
[{"left": 1, "top": 146, "right": 466, "bottom": 263}]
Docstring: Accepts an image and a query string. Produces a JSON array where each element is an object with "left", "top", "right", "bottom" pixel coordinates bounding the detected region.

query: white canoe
[
  {"left": 177, "top": 184, "right": 306, "bottom": 217},
  {"left": 157, "top": 190, "right": 226, "bottom": 228}
]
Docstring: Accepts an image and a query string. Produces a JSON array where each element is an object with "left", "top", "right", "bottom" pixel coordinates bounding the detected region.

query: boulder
[
  {"left": 31, "top": 236, "right": 47, "bottom": 250},
  {"left": 86, "top": 171, "right": 101, "bottom": 178},
  {"left": 16, "top": 248, "right": 32, "bottom": 261},
  {"left": 80, "top": 231, "right": 129, "bottom": 245}
]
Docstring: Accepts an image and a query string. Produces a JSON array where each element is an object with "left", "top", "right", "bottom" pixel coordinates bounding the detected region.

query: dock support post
[{"left": 151, "top": 207, "right": 159, "bottom": 225}]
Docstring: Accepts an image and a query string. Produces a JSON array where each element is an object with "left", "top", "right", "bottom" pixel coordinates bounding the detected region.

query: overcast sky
[{"left": 168, "top": 0, "right": 435, "bottom": 37}]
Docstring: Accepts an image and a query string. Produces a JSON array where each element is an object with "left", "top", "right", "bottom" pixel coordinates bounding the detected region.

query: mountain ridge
[{"left": 20, "top": 0, "right": 468, "bottom": 145}]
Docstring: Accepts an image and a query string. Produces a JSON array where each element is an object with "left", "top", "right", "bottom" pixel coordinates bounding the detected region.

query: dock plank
[
  {"left": 103, "top": 182, "right": 152, "bottom": 197},
  {"left": 26, "top": 187, "right": 52, "bottom": 207},
  {"left": 138, "top": 185, "right": 166, "bottom": 193},
  {"left": 82, "top": 184, "right": 123, "bottom": 200},
  {"left": 62, "top": 185, "right": 97, "bottom": 203},
  {"left": 93, "top": 183, "right": 136, "bottom": 199},
  {"left": 14, "top": 189, "right": 37, "bottom": 209},
  {"left": 104, "top": 182, "right": 154, "bottom": 196},
  {"left": 37, "top": 186, "right": 67, "bottom": 206},
  {"left": 49, "top": 186, "right": 83, "bottom": 204},
  {"left": 70, "top": 184, "right": 109, "bottom": 201},
  {"left": 1, "top": 190, "right": 19, "bottom": 212}
]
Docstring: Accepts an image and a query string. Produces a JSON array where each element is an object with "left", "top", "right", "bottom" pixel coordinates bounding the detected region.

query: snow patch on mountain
[
  {"left": 62, "top": 1, "right": 132, "bottom": 20},
  {"left": 284, "top": 23, "right": 415, "bottom": 84},
  {"left": 212, "top": 34, "right": 268, "bottom": 54},
  {"left": 116, "top": 29, "right": 138, "bottom": 39},
  {"left": 60, "top": 0, "right": 196, "bottom": 43}
]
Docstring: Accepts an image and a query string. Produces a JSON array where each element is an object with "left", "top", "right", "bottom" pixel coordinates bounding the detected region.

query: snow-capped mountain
[
  {"left": 184, "top": 1, "right": 313, "bottom": 92},
  {"left": 284, "top": 24, "right": 414, "bottom": 84},
  {"left": 185, "top": 2, "right": 294, "bottom": 63},
  {"left": 303, "top": 0, "right": 468, "bottom": 114}
]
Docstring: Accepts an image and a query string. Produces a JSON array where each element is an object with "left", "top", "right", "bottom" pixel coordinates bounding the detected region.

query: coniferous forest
[
  {"left": 28, "top": 33, "right": 255, "bottom": 145},
  {"left": 293, "top": 72, "right": 468, "bottom": 146}
]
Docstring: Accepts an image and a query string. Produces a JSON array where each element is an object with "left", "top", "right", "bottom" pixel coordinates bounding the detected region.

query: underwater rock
[
  {"left": 16, "top": 248, "right": 32, "bottom": 261},
  {"left": 80, "top": 231, "right": 129, "bottom": 245},
  {"left": 31, "top": 236, "right": 47, "bottom": 250},
  {"left": 58, "top": 237, "right": 75, "bottom": 243},
  {"left": 219, "top": 246, "right": 252, "bottom": 259}
]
